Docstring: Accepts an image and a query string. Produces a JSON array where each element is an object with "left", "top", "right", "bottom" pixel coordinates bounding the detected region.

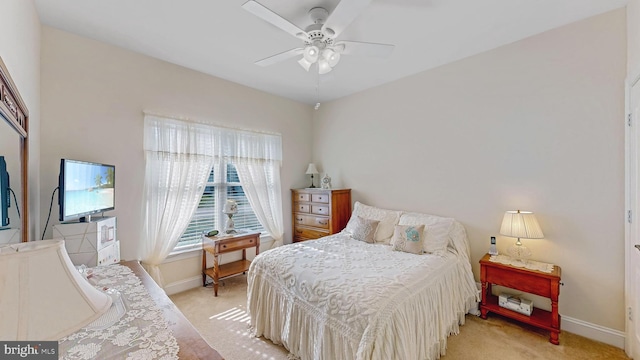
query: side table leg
[
  {"left": 480, "top": 280, "right": 488, "bottom": 319},
  {"left": 550, "top": 280, "right": 560, "bottom": 344},
  {"left": 213, "top": 253, "right": 220, "bottom": 297}
]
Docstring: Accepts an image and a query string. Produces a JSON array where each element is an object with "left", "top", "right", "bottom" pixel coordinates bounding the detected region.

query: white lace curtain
[
  {"left": 217, "top": 128, "right": 284, "bottom": 248},
  {"left": 140, "top": 116, "right": 216, "bottom": 286},
  {"left": 140, "top": 114, "right": 283, "bottom": 286}
]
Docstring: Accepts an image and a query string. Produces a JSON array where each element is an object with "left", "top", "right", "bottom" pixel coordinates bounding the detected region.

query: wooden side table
[
  {"left": 480, "top": 253, "right": 562, "bottom": 344},
  {"left": 202, "top": 231, "right": 260, "bottom": 296}
]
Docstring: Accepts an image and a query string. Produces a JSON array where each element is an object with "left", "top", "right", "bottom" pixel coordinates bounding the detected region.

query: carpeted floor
[{"left": 170, "top": 275, "right": 630, "bottom": 360}]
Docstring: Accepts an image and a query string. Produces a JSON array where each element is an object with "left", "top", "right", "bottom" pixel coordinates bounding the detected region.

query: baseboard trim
[
  {"left": 165, "top": 275, "right": 203, "bottom": 296},
  {"left": 561, "top": 315, "right": 625, "bottom": 349}
]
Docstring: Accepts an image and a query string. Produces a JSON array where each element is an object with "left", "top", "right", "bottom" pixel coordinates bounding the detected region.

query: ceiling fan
[{"left": 242, "top": 0, "right": 394, "bottom": 74}]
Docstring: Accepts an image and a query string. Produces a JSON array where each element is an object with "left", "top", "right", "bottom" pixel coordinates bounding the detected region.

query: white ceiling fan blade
[
  {"left": 338, "top": 41, "right": 395, "bottom": 58},
  {"left": 255, "top": 48, "right": 304, "bottom": 67},
  {"left": 242, "top": 1, "right": 307, "bottom": 39},
  {"left": 322, "top": 0, "right": 373, "bottom": 38}
]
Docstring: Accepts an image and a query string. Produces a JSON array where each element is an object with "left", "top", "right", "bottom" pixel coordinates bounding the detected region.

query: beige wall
[
  {"left": 0, "top": 0, "right": 41, "bottom": 242},
  {"left": 40, "top": 27, "right": 313, "bottom": 270},
  {"left": 313, "top": 9, "right": 626, "bottom": 331},
  {"left": 629, "top": 0, "right": 640, "bottom": 77}
]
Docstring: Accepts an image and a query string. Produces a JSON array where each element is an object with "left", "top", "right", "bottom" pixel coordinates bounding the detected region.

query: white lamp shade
[
  {"left": 223, "top": 199, "right": 238, "bottom": 214},
  {"left": 305, "top": 163, "right": 319, "bottom": 174},
  {"left": 500, "top": 210, "right": 544, "bottom": 239},
  {"left": 297, "top": 57, "right": 312, "bottom": 72},
  {"left": 0, "top": 240, "right": 112, "bottom": 340},
  {"left": 322, "top": 48, "right": 341, "bottom": 67},
  {"left": 318, "top": 59, "right": 333, "bottom": 74},
  {"left": 303, "top": 45, "right": 320, "bottom": 63}
]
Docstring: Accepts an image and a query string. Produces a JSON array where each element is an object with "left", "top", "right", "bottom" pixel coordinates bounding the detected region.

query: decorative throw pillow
[
  {"left": 351, "top": 216, "right": 380, "bottom": 244},
  {"left": 344, "top": 201, "right": 403, "bottom": 245},
  {"left": 398, "top": 212, "right": 454, "bottom": 254},
  {"left": 391, "top": 224, "right": 425, "bottom": 255}
]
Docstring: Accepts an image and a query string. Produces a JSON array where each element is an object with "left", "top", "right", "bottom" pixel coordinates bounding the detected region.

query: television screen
[
  {"left": 59, "top": 159, "right": 115, "bottom": 222},
  {"left": 0, "top": 156, "right": 9, "bottom": 227}
]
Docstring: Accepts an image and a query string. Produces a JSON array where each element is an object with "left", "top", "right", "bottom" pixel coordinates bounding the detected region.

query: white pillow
[
  {"left": 344, "top": 201, "right": 402, "bottom": 244},
  {"left": 398, "top": 212, "right": 455, "bottom": 254}
]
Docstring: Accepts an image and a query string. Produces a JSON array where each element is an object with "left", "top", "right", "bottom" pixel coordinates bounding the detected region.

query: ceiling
[{"left": 34, "top": 0, "right": 628, "bottom": 105}]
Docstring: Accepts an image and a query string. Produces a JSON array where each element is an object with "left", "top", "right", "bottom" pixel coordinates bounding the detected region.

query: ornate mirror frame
[{"left": 0, "top": 57, "right": 29, "bottom": 242}]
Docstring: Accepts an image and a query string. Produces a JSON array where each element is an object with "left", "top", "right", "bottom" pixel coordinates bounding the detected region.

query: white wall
[
  {"left": 0, "top": 0, "right": 41, "bottom": 242},
  {"left": 313, "top": 9, "right": 626, "bottom": 332},
  {"left": 40, "top": 27, "right": 313, "bottom": 280},
  {"left": 629, "top": 1, "right": 640, "bottom": 77}
]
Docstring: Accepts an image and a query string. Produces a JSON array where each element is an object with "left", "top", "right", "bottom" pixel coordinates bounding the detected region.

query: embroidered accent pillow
[
  {"left": 391, "top": 224, "right": 425, "bottom": 254},
  {"left": 398, "top": 212, "right": 454, "bottom": 255},
  {"left": 351, "top": 216, "right": 380, "bottom": 244},
  {"left": 344, "top": 201, "right": 403, "bottom": 245}
]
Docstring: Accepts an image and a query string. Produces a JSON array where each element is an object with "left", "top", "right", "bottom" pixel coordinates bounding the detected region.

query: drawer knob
[
  {"left": 319, "top": 221, "right": 328, "bottom": 225},
  {"left": 222, "top": 245, "right": 227, "bottom": 248}
]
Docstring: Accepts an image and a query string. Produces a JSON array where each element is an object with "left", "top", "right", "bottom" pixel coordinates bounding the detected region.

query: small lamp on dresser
[
  {"left": 500, "top": 209, "right": 544, "bottom": 265},
  {"left": 305, "top": 163, "right": 319, "bottom": 188}
]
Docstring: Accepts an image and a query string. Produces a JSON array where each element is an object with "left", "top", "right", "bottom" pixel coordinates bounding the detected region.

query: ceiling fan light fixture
[
  {"left": 318, "top": 59, "right": 333, "bottom": 75},
  {"left": 323, "top": 48, "right": 341, "bottom": 67},
  {"left": 298, "top": 57, "right": 312, "bottom": 71},
  {"left": 303, "top": 45, "right": 320, "bottom": 63}
]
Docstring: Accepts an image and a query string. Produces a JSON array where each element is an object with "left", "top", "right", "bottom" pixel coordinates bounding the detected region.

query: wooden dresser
[{"left": 291, "top": 188, "right": 351, "bottom": 242}]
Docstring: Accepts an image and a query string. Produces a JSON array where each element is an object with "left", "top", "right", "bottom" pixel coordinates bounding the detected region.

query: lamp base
[
  {"left": 224, "top": 213, "right": 236, "bottom": 234},
  {"left": 506, "top": 243, "right": 532, "bottom": 267}
]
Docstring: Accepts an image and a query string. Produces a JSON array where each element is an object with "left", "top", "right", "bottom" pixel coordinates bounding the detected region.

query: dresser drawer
[
  {"left": 296, "top": 204, "right": 310, "bottom": 213},
  {"left": 294, "top": 214, "right": 330, "bottom": 229},
  {"left": 218, "top": 237, "right": 257, "bottom": 253},
  {"left": 311, "top": 193, "right": 329, "bottom": 203},
  {"left": 311, "top": 205, "right": 329, "bottom": 215},
  {"left": 293, "top": 226, "right": 329, "bottom": 239},
  {"left": 296, "top": 193, "right": 311, "bottom": 202}
]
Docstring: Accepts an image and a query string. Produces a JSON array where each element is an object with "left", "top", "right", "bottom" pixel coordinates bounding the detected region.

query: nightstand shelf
[
  {"left": 480, "top": 253, "right": 562, "bottom": 344},
  {"left": 483, "top": 294, "right": 556, "bottom": 332}
]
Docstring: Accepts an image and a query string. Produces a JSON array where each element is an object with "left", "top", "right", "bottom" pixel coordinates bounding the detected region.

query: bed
[
  {"left": 59, "top": 261, "right": 223, "bottom": 360},
  {"left": 247, "top": 202, "right": 478, "bottom": 360}
]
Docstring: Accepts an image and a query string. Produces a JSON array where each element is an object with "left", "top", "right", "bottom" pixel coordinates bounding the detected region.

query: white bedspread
[{"left": 248, "top": 231, "right": 478, "bottom": 360}]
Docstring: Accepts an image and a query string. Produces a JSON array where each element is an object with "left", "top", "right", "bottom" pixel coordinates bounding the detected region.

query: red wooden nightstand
[{"left": 480, "top": 253, "right": 562, "bottom": 344}]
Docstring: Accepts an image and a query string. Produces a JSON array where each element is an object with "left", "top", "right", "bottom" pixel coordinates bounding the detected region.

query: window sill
[{"left": 164, "top": 233, "right": 274, "bottom": 264}]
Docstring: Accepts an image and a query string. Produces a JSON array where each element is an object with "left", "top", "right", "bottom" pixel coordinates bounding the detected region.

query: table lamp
[
  {"left": 500, "top": 210, "right": 544, "bottom": 265},
  {"left": 0, "top": 240, "right": 112, "bottom": 340},
  {"left": 306, "top": 163, "right": 318, "bottom": 188}
]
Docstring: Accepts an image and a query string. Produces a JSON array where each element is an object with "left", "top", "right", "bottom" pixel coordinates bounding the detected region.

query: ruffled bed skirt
[{"left": 248, "top": 259, "right": 478, "bottom": 360}]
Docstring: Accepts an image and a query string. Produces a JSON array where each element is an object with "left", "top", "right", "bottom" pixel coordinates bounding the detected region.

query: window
[{"left": 175, "top": 161, "right": 265, "bottom": 249}]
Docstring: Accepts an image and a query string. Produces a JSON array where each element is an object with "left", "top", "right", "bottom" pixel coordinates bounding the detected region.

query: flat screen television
[
  {"left": 0, "top": 156, "right": 9, "bottom": 227},
  {"left": 59, "top": 159, "right": 115, "bottom": 222}
]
